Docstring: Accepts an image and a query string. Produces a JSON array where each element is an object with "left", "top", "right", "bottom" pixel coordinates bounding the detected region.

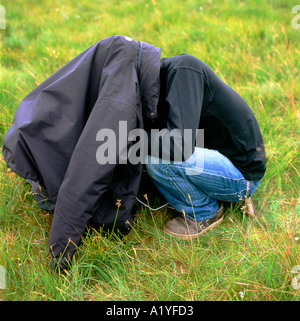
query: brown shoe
[
  {"left": 163, "top": 203, "right": 224, "bottom": 240},
  {"left": 239, "top": 197, "right": 257, "bottom": 218}
]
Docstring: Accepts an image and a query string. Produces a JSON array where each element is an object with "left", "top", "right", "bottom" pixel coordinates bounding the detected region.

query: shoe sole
[{"left": 163, "top": 216, "right": 224, "bottom": 240}]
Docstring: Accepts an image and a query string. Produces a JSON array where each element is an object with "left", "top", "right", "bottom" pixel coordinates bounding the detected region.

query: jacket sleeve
[
  {"left": 48, "top": 99, "right": 138, "bottom": 270},
  {"left": 45, "top": 36, "right": 146, "bottom": 270},
  {"left": 148, "top": 64, "right": 205, "bottom": 161}
]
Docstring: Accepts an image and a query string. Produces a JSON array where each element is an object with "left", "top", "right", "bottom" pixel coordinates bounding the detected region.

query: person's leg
[
  {"left": 146, "top": 147, "right": 260, "bottom": 222},
  {"left": 145, "top": 155, "right": 220, "bottom": 221}
]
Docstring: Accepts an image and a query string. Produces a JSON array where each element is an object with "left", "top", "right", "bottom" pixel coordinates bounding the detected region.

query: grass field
[{"left": 0, "top": 0, "right": 299, "bottom": 301}]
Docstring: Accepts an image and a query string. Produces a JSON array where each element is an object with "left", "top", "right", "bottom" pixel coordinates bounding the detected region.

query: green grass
[{"left": 0, "top": 0, "right": 300, "bottom": 301}]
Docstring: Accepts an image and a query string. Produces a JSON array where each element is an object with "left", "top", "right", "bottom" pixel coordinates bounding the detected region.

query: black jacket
[
  {"left": 150, "top": 55, "right": 266, "bottom": 181},
  {"left": 2, "top": 35, "right": 161, "bottom": 269}
]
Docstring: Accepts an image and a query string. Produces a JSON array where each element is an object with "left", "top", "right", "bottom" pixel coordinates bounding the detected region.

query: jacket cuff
[{"left": 50, "top": 256, "right": 72, "bottom": 273}]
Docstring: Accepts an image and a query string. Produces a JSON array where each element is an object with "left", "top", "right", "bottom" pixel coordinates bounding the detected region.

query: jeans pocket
[{"left": 211, "top": 192, "right": 242, "bottom": 202}]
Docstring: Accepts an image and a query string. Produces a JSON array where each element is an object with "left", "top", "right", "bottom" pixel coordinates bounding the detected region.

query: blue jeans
[{"left": 146, "top": 147, "right": 260, "bottom": 222}]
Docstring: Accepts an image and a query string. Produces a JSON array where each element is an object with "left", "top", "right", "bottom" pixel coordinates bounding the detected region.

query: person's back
[
  {"left": 146, "top": 54, "right": 266, "bottom": 239},
  {"left": 156, "top": 54, "right": 266, "bottom": 181}
]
